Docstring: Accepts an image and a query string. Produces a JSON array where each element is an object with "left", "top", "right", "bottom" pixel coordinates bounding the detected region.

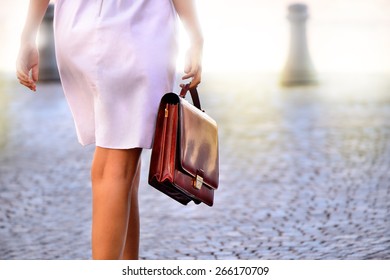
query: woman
[{"left": 16, "top": 0, "right": 203, "bottom": 260}]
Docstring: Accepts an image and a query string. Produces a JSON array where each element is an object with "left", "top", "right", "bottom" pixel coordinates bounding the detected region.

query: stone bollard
[
  {"left": 38, "top": 4, "right": 60, "bottom": 81},
  {"left": 280, "top": 3, "right": 317, "bottom": 86}
]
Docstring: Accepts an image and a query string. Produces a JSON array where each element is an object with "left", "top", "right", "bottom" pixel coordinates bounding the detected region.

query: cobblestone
[{"left": 0, "top": 74, "right": 390, "bottom": 259}]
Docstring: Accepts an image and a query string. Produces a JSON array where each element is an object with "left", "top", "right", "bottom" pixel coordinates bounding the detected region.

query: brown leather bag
[{"left": 148, "top": 84, "right": 219, "bottom": 206}]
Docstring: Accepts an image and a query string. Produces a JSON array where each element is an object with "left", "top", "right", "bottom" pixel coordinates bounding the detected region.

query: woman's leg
[
  {"left": 121, "top": 158, "right": 141, "bottom": 260},
  {"left": 90, "top": 146, "right": 142, "bottom": 260}
]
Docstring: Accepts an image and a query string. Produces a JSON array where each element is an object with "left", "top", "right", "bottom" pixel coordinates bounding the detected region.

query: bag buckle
[{"left": 193, "top": 170, "right": 204, "bottom": 190}]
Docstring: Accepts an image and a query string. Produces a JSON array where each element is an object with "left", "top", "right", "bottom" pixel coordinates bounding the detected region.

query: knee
[
  {"left": 91, "top": 148, "right": 142, "bottom": 184},
  {"left": 91, "top": 160, "right": 133, "bottom": 184}
]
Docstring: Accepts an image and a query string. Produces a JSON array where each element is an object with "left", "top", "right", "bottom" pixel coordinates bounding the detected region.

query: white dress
[{"left": 53, "top": 0, "right": 178, "bottom": 149}]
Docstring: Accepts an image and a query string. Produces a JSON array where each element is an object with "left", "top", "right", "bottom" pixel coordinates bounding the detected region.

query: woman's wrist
[
  {"left": 191, "top": 34, "right": 204, "bottom": 47},
  {"left": 189, "top": 33, "right": 204, "bottom": 50},
  {"left": 20, "top": 0, "right": 50, "bottom": 45},
  {"left": 20, "top": 30, "right": 38, "bottom": 45}
]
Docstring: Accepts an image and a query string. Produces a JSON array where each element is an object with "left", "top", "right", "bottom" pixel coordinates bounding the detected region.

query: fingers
[
  {"left": 16, "top": 68, "right": 30, "bottom": 83},
  {"left": 18, "top": 80, "right": 36, "bottom": 91},
  {"left": 16, "top": 67, "right": 37, "bottom": 91},
  {"left": 16, "top": 55, "right": 38, "bottom": 91},
  {"left": 181, "top": 57, "right": 202, "bottom": 88},
  {"left": 32, "top": 64, "right": 39, "bottom": 82},
  {"left": 181, "top": 44, "right": 202, "bottom": 88},
  {"left": 15, "top": 44, "right": 39, "bottom": 92},
  {"left": 182, "top": 66, "right": 201, "bottom": 89}
]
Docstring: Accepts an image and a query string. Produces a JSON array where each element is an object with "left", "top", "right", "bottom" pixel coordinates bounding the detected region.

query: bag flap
[{"left": 179, "top": 98, "right": 219, "bottom": 190}]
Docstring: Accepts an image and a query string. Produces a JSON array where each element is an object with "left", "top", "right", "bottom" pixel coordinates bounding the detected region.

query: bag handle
[{"left": 179, "top": 83, "right": 202, "bottom": 111}]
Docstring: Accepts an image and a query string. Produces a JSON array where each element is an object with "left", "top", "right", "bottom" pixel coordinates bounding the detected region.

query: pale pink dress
[{"left": 53, "top": 0, "right": 178, "bottom": 149}]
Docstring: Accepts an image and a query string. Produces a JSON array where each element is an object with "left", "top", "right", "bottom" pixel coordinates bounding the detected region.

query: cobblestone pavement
[{"left": 0, "top": 73, "right": 389, "bottom": 260}]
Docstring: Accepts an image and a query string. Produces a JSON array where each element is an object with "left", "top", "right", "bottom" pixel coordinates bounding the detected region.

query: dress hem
[{"left": 79, "top": 140, "right": 152, "bottom": 150}]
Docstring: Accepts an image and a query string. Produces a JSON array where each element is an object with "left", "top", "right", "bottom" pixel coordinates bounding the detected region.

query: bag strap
[{"left": 179, "top": 83, "right": 202, "bottom": 110}]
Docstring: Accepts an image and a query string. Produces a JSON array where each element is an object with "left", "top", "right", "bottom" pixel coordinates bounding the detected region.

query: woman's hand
[
  {"left": 16, "top": 42, "right": 39, "bottom": 92},
  {"left": 16, "top": 0, "right": 50, "bottom": 92},
  {"left": 172, "top": 0, "right": 203, "bottom": 89},
  {"left": 181, "top": 41, "right": 203, "bottom": 89}
]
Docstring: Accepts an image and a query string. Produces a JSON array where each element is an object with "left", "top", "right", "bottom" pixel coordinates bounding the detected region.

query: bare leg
[
  {"left": 90, "top": 146, "right": 142, "bottom": 259},
  {"left": 121, "top": 158, "right": 141, "bottom": 260}
]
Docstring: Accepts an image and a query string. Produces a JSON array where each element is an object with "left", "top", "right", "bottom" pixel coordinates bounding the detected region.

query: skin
[
  {"left": 172, "top": 0, "right": 204, "bottom": 88},
  {"left": 16, "top": 0, "right": 203, "bottom": 260}
]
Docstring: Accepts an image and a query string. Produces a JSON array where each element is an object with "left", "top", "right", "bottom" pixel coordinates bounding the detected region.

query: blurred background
[
  {"left": 0, "top": 0, "right": 390, "bottom": 259},
  {"left": 1, "top": 0, "right": 390, "bottom": 75}
]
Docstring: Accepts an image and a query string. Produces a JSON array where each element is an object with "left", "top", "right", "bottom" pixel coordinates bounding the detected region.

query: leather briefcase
[{"left": 148, "top": 84, "right": 219, "bottom": 206}]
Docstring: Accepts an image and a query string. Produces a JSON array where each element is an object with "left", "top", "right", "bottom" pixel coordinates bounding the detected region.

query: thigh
[{"left": 92, "top": 147, "right": 142, "bottom": 180}]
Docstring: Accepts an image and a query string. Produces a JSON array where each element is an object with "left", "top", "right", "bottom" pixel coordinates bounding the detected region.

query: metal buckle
[{"left": 193, "top": 175, "right": 203, "bottom": 190}]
